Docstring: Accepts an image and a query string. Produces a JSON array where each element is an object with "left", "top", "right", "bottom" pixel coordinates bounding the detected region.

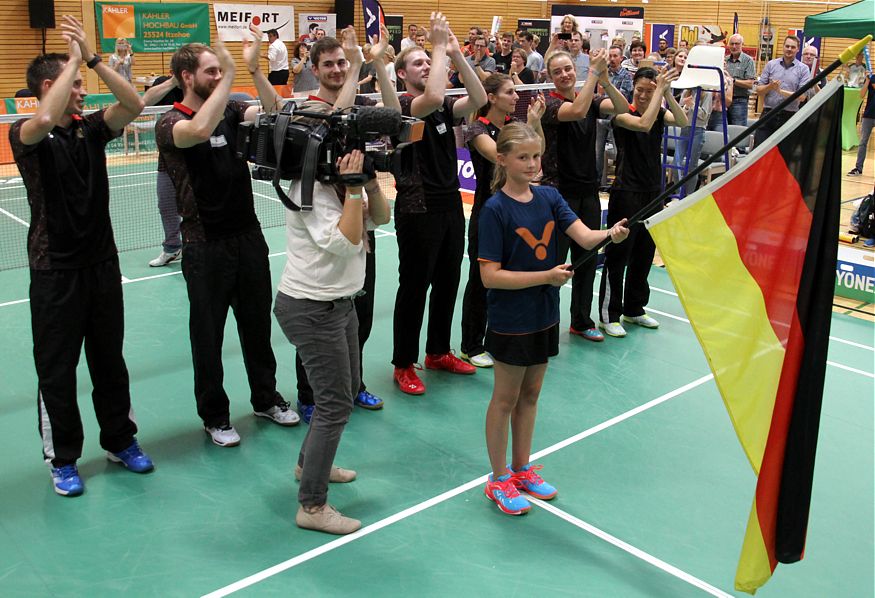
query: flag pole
[{"left": 570, "top": 34, "right": 873, "bottom": 272}]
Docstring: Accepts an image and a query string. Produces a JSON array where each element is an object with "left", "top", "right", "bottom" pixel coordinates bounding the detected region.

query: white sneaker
[
  {"left": 204, "top": 425, "right": 241, "bottom": 447},
  {"left": 461, "top": 351, "right": 494, "bottom": 368},
  {"left": 149, "top": 249, "right": 181, "bottom": 267},
  {"left": 598, "top": 321, "right": 627, "bottom": 337},
  {"left": 254, "top": 402, "right": 300, "bottom": 426},
  {"left": 622, "top": 314, "right": 660, "bottom": 329}
]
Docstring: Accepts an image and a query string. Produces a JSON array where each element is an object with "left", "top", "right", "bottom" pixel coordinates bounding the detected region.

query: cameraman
[
  {"left": 155, "top": 30, "right": 299, "bottom": 448},
  {"left": 252, "top": 25, "right": 399, "bottom": 421},
  {"left": 263, "top": 28, "right": 392, "bottom": 535},
  {"left": 391, "top": 13, "right": 487, "bottom": 395}
]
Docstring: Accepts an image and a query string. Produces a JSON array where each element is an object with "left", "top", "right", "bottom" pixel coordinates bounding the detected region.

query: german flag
[{"left": 645, "top": 79, "right": 843, "bottom": 593}]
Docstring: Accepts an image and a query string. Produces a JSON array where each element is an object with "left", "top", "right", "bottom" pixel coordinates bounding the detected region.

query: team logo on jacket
[{"left": 515, "top": 222, "right": 554, "bottom": 260}]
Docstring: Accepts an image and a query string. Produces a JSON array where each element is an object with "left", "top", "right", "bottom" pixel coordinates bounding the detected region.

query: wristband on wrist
[
  {"left": 347, "top": 192, "right": 363, "bottom": 200},
  {"left": 86, "top": 54, "right": 102, "bottom": 69}
]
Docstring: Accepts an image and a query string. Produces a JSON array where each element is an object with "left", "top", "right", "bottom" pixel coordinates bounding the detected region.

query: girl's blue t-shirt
[{"left": 478, "top": 185, "right": 579, "bottom": 334}]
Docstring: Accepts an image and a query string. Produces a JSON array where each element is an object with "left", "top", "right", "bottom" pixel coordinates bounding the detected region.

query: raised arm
[
  {"left": 449, "top": 25, "right": 487, "bottom": 118},
  {"left": 333, "top": 26, "right": 365, "bottom": 111},
  {"left": 142, "top": 75, "right": 178, "bottom": 106},
  {"left": 662, "top": 75, "right": 688, "bottom": 127},
  {"left": 62, "top": 15, "right": 144, "bottom": 131},
  {"left": 526, "top": 93, "right": 546, "bottom": 152},
  {"left": 244, "top": 23, "right": 283, "bottom": 118},
  {"left": 369, "top": 23, "right": 401, "bottom": 111},
  {"left": 171, "top": 42, "right": 236, "bottom": 148},
  {"left": 598, "top": 65, "right": 631, "bottom": 116},
  {"left": 557, "top": 50, "right": 607, "bottom": 122},
  {"left": 409, "top": 13, "right": 450, "bottom": 117},
  {"left": 18, "top": 31, "right": 82, "bottom": 145}
]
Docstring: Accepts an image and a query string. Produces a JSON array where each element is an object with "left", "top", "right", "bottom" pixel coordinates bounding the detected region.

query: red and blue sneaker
[
  {"left": 484, "top": 473, "right": 531, "bottom": 515},
  {"left": 509, "top": 463, "right": 557, "bottom": 500}
]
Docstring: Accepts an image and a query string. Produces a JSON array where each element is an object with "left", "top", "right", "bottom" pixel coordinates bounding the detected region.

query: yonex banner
[
  {"left": 214, "top": 4, "right": 294, "bottom": 42},
  {"left": 96, "top": 2, "right": 209, "bottom": 53}
]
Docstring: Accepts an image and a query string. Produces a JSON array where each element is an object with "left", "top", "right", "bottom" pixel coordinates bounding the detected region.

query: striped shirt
[{"left": 757, "top": 58, "right": 812, "bottom": 112}]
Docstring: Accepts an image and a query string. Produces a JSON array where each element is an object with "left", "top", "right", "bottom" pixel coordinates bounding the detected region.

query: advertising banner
[
  {"left": 517, "top": 19, "right": 550, "bottom": 55},
  {"left": 96, "top": 2, "right": 209, "bottom": 53},
  {"left": 384, "top": 15, "right": 403, "bottom": 53},
  {"left": 362, "top": 0, "right": 385, "bottom": 43},
  {"left": 298, "top": 13, "right": 336, "bottom": 41},
  {"left": 645, "top": 24, "right": 675, "bottom": 51},
  {"left": 213, "top": 4, "right": 294, "bottom": 41}
]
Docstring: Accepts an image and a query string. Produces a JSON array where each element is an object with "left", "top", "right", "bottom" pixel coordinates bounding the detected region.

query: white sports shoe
[
  {"left": 149, "top": 249, "right": 181, "bottom": 267},
  {"left": 254, "top": 402, "right": 300, "bottom": 426},
  {"left": 204, "top": 425, "right": 241, "bottom": 447},
  {"left": 598, "top": 321, "right": 627, "bottom": 338},
  {"left": 622, "top": 314, "right": 660, "bottom": 329},
  {"left": 461, "top": 351, "right": 494, "bottom": 368}
]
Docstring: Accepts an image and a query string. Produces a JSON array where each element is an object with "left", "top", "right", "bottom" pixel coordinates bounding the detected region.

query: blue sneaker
[
  {"left": 509, "top": 463, "right": 557, "bottom": 500},
  {"left": 484, "top": 473, "right": 531, "bottom": 515},
  {"left": 51, "top": 464, "right": 84, "bottom": 497},
  {"left": 297, "top": 400, "right": 315, "bottom": 425},
  {"left": 106, "top": 440, "right": 154, "bottom": 473},
  {"left": 354, "top": 390, "right": 384, "bottom": 410}
]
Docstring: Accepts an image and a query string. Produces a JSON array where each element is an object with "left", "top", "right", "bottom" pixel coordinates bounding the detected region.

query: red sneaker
[
  {"left": 394, "top": 365, "right": 426, "bottom": 395},
  {"left": 424, "top": 352, "right": 476, "bottom": 375}
]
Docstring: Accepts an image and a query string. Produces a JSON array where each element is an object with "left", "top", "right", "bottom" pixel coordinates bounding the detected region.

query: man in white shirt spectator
[
  {"left": 401, "top": 24, "right": 418, "bottom": 51},
  {"left": 266, "top": 29, "right": 289, "bottom": 85}
]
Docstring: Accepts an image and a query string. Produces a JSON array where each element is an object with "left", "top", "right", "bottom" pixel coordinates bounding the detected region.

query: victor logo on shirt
[{"left": 515, "top": 222, "right": 554, "bottom": 260}]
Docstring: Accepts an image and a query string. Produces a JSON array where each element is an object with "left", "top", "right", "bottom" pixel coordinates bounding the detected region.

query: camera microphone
[{"left": 351, "top": 107, "right": 405, "bottom": 136}]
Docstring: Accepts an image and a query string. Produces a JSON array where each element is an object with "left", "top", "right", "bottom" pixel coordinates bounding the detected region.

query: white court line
[
  {"left": 0, "top": 207, "right": 28, "bottom": 226},
  {"left": 828, "top": 336, "right": 874, "bottom": 352},
  {"left": 201, "top": 373, "right": 715, "bottom": 598},
  {"left": 0, "top": 170, "right": 155, "bottom": 194},
  {"left": 826, "top": 361, "right": 875, "bottom": 379},
  {"left": 530, "top": 499, "right": 734, "bottom": 598}
]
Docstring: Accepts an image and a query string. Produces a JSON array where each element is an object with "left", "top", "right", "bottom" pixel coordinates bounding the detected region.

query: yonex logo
[{"left": 515, "top": 222, "right": 554, "bottom": 261}]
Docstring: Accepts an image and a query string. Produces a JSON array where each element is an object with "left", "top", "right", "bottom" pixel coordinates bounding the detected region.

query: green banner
[{"left": 95, "top": 2, "right": 209, "bottom": 53}]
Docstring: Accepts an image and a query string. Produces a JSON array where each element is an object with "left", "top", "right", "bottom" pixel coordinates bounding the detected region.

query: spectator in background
[
  {"left": 657, "top": 37, "right": 669, "bottom": 59},
  {"left": 509, "top": 48, "right": 535, "bottom": 85},
  {"left": 315, "top": 28, "right": 327, "bottom": 41},
  {"left": 519, "top": 32, "right": 543, "bottom": 76},
  {"left": 467, "top": 36, "right": 496, "bottom": 81},
  {"left": 415, "top": 28, "right": 428, "bottom": 51},
  {"left": 596, "top": 44, "right": 634, "bottom": 186},
  {"left": 848, "top": 72, "right": 874, "bottom": 176},
  {"left": 569, "top": 32, "right": 590, "bottom": 81},
  {"left": 265, "top": 29, "right": 289, "bottom": 85},
  {"left": 401, "top": 23, "right": 418, "bottom": 51},
  {"left": 665, "top": 46, "right": 677, "bottom": 67},
  {"left": 292, "top": 42, "right": 319, "bottom": 94},
  {"left": 494, "top": 32, "right": 513, "bottom": 74},
  {"left": 847, "top": 52, "right": 868, "bottom": 88},
  {"left": 753, "top": 35, "right": 812, "bottom": 147},
  {"left": 559, "top": 14, "right": 579, "bottom": 35},
  {"left": 612, "top": 36, "right": 627, "bottom": 58},
  {"left": 678, "top": 39, "right": 689, "bottom": 50},
  {"left": 143, "top": 75, "right": 184, "bottom": 267},
  {"left": 621, "top": 40, "right": 646, "bottom": 74},
  {"left": 109, "top": 37, "right": 134, "bottom": 84},
  {"left": 725, "top": 34, "right": 756, "bottom": 125}
]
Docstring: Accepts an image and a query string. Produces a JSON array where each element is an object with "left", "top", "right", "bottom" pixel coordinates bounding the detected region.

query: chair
[
  {"left": 671, "top": 45, "right": 727, "bottom": 92},
  {"left": 697, "top": 130, "right": 732, "bottom": 185}
]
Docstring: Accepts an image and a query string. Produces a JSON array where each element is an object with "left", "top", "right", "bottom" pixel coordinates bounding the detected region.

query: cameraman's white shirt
[{"left": 278, "top": 180, "right": 373, "bottom": 301}]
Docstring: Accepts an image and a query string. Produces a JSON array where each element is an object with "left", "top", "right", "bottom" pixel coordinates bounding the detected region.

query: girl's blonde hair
[{"left": 490, "top": 122, "right": 541, "bottom": 193}]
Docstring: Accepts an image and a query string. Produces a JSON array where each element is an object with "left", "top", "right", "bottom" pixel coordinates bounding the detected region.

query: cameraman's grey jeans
[{"left": 274, "top": 291, "right": 360, "bottom": 507}]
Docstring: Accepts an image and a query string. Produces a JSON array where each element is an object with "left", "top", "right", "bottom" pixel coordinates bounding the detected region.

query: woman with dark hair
[
  {"left": 291, "top": 42, "right": 318, "bottom": 93},
  {"left": 460, "top": 73, "right": 545, "bottom": 368}
]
